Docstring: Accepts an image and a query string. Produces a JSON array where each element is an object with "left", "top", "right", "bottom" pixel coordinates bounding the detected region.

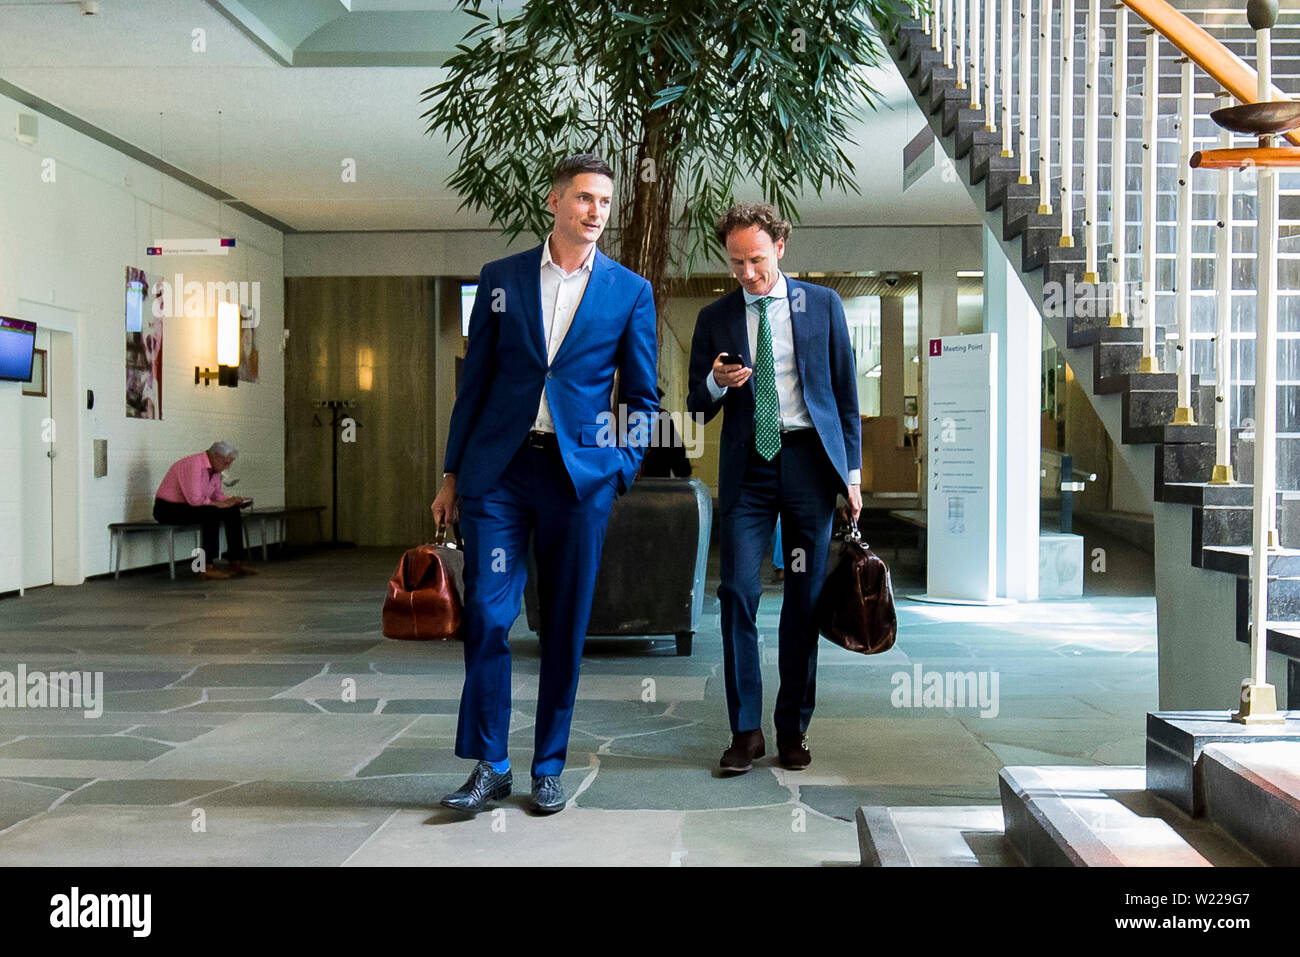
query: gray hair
[{"left": 208, "top": 441, "right": 237, "bottom": 459}]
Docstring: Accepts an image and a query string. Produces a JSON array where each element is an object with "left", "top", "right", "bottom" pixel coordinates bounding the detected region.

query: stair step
[
  {"left": 1001, "top": 184, "right": 1042, "bottom": 240},
  {"left": 1159, "top": 483, "right": 1253, "bottom": 508},
  {"left": 1200, "top": 545, "right": 1300, "bottom": 577},
  {"left": 1155, "top": 442, "right": 1218, "bottom": 493},
  {"left": 1193, "top": 503, "right": 1253, "bottom": 552},
  {"left": 999, "top": 765, "right": 1257, "bottom": 866},
  {"left": 954, "top": 116, "right": 999, "bottom": 159},
  {"left": 1095, "top": 365, "right": 1165, "bottom": 397},
  {"left": 985, "top": 162, "right": 1023, "bottom": 211},
  {"left": 1202, "top": 742, "right": 1300, "bottom": 866},
  {"left": 856, "top": 805, "right": 1013, "bottom": 867}
]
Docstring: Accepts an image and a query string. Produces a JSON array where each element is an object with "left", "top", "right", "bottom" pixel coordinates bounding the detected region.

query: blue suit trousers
[
  {"left": 718, "top": 432, "right": 840, "bottom": 735},
  {"left": 455, "top": 440, "right": 618, "bottom": 777}
]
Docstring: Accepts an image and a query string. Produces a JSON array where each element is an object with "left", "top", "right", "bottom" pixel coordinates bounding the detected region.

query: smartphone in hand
[{"left": 719, "top": 352, "right": 745, "bottom": 367}]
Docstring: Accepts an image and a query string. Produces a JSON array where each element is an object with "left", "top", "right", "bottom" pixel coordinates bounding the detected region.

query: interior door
[{"left": 21, "top": 329, "right": 53, "bottom": 589}]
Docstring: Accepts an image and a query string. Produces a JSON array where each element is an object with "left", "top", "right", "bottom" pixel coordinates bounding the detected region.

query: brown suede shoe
[
  {"left": 199, "top": 567, "right": 232, "bottom": 581},
  {"left": 720, "top": 729, "right": 766, "bottom": 774},
  {"left": 776, "top": 730, "right": 811, "bottom": 770},
  {"left": 228, "top": 561, "right": 258, "bottom": 577}
]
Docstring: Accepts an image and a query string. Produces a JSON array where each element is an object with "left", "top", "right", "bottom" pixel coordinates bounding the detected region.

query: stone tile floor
[{"left": 0, "top": 544, "right": 1156, "bottom": 866}]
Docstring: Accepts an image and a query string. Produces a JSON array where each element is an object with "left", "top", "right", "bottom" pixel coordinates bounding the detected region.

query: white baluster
[
  {"left": 1139, "top": 29, "right": 1158, "bottom": 371},
  {"left": 985, "top": 0, "right": 996, "bottom": 126},
  {"left": 1019, "top": 0, "right": 1032, "bottom": 183},
  {"left": 1083, "top": 0, "right": 1100, "bottom": 278},
  {"left": 1038, "top": 0, "right": 1054, "bottom": 213},
  {"left": 934, "top": 0, "right": 943, "bottom": 49},
  {"left": 1211, "top": 92, "right": 1234, "bottom": 482},
  {"left": 1001, "top": 0, "right": 1013, "bottom": 155},
  {"left": 1173, "top": 58, "right": 1195, "bottom": 425},
  {"left": 1110, "top": 2, "right": 1128, "bottom": 325},
  {"left": 1241, "top": 6, "right": 1283, "bottom": 723},
  {"left": 971, "top": 0, "right": 982, "bottom": 109},
  {"left": 957, "top": 0, "right": 967, "bottom": 87},
  {"left": 946, "top": 0, "right": 955, "bottom": 67},
  {"left": 1059, "top": 0, "right": 1076, "bottom": 246}
]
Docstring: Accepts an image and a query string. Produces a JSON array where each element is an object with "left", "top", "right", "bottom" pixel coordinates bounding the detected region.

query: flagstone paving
[{"left": 0, "top": 539, "right": 1157, "bottom": 865}]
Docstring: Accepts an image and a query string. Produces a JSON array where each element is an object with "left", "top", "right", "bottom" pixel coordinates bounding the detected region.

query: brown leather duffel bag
[
  {"left": 381, "top": 524, "right": 465, "bottom": 641},
  {"left": 815, "top": 520, "right": 898, "bottom": 655}
]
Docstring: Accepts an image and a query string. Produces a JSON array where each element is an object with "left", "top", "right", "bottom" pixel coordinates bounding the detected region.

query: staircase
[
  {"left": 862, "top": 0, "right": 1300, "bottom": 866},
  {"left": 883, "top": 0, "right": 1300, "bottom": 710}
]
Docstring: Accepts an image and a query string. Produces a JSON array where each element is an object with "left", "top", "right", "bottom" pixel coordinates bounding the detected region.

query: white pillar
[{"left": 984, "top": 224, "right": 1041, "bottom": 600}]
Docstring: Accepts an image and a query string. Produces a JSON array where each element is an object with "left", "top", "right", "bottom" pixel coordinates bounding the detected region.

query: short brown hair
[
  {"left": 714, "top": 202, "right": 791, "bottom": 246},
  {"left": 552, "top": 153, "right": 614, "bottom": 193}
]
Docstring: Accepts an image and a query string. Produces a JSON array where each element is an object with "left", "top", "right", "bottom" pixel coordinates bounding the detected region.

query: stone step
[
  {"left": 999, "top": 764, "right": 1259, "bottom": 866},
  {"left": 1202, "top": 742, "right": 1300, "bottom": 866},
  {"left": 1158, "top": 483, "right": 1253, "bottom": 509},
  {"left": 856, "top": 805, "right": 1014, "bottom": 867},
  {"left": 1002, "top": 186, "right": 1045, "bottom": 240},
  {"left": 1155, "top": 442, "right": 1218, "bottom": 491},
  {"left": 1146, "top": 711, "right": 1300, "bottom": 815},
  {"left": 1192, "top": 503, "right": 1253, "bottom": 552},
  {"left": 1089, "top": 329, "right": 1145, "bottom": 386},
  {"left": 1200, "top": 544, "right": 1300, "bottom": 578}
]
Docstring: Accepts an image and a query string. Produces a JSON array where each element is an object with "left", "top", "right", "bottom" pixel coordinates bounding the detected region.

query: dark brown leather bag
[
  {"left": 815, "top": 520, "right": 898, "bottom": 655},
  {"left": 381, "top": 524, "right": 465, "bottom": 641}
]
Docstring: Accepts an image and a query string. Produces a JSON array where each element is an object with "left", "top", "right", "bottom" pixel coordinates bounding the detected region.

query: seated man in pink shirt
[{"left": 153, "top": 441, "right": 255, "bottom": 580}]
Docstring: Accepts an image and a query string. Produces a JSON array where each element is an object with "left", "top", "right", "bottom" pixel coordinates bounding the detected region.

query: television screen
[
  {"left": 461, "top": 283, "right": 477, "bottom": 337},
  {"left": 0, "top": 317, "right": 36, "bottom": 382}
]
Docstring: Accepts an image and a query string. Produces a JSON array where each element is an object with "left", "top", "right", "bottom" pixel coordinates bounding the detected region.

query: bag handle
[
  {"left": 435, "top": 520, "right": 464, "bottom": 549},
  {"left": 835, "top": 516, "right": 868, "bottom": 548}
]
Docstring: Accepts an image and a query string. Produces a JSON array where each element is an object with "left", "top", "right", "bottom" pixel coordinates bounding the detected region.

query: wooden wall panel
[{"left": 284, "top": 276, "right": 439, "bottom": 546}]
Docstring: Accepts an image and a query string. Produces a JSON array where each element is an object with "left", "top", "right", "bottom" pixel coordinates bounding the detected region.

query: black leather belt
[
  {"left": 525, "top": 430, "right": 560, "bottom": 451},
  {"left": 779, "top": 428, "right": 818, "bottom": 443}
]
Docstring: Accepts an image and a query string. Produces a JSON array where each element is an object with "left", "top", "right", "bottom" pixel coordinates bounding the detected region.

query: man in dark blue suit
[
  {"left": 431, "top": 154, "right": 658, "bottom": 814},
  {"left": 687, "top": 203, "right": 862, "bottom": 773}
]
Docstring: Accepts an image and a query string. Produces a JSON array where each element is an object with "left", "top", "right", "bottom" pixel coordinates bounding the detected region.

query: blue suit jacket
[
  {"left": 444, "top": 244, "right": 659, "bottom": 501},
  {"left": 686, "top": 277, "right": 861, "bottom": 513}
]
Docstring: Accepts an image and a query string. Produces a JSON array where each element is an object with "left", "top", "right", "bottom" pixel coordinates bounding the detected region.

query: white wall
[{"left": 0, "top": 92, "right": 285, "bottom": 589}]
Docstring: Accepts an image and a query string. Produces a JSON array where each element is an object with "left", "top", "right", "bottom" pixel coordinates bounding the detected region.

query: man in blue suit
[
  {"left": 431, "top": 154, "right": 658, "bottom": 814},
  {"left": 687, "top": 203, "right": 862, "bottom": 774}
]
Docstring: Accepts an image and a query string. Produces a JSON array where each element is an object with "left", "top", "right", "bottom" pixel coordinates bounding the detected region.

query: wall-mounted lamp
[{"left": 196, "top": 300, "right": 240, "bottom": 387}]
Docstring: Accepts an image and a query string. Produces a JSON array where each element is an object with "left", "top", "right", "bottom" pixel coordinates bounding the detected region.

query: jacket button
[{"left": 546, "top": 371, "right": 553, "bottom": 379}]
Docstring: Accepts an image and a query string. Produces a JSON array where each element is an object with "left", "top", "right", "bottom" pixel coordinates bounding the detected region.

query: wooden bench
[
  {"left": 108, "top": 522, "right": 202, "bottom": 580},
  {"left": 243, "top": 505, "right": 325, "bottom": 559}
]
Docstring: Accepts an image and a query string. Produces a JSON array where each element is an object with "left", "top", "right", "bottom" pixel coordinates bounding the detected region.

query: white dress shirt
[
  {"left": 707, "top": 274, "right": 861, "bottom": 484},
  {"left": 532, "top": 233, "right": 596, "bottom": 433}
]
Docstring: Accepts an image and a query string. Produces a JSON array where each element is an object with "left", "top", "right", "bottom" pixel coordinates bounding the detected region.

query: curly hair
[{"left": 713, "top": 202, "right": 792, "bottom": 246}]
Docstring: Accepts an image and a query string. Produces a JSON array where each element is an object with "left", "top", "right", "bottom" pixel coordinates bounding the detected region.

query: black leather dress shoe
[
  {"left": 530, "top": 775, "right": 566, "bottom": 814},
  {"left": 441, "top": 760, "right": 512, "bottom": 813},
  {"left": 776, "top": 730, "right": 811, "bottom": 770},
  {"left": 719, "top": 729, "right": 766, "bottom": 774}
]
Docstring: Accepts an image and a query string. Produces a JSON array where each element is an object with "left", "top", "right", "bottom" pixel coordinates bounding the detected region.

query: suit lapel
[
  {"left": 520, "top": 244, "right": 546, "bottom": 363},
  {"left": 787, "top": 276, "right": 811, "bottom": 389},
  {"left": 724, "top": 289, "right": 753, "bottom": 405}
]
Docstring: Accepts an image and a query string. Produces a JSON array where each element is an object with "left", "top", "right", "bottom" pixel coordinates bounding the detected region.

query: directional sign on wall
[{"left": 146, "top": 238, "right": 236, "bottom": 257}]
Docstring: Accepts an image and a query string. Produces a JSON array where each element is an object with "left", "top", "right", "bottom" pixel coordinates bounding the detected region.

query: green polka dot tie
[{"left": 752, "top": 296, "right": 782, "bottom": 461}]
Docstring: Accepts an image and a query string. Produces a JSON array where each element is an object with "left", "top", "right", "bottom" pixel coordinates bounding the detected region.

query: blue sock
[{"left": 487, "top": 758, "right": 510, "bottom": 773}]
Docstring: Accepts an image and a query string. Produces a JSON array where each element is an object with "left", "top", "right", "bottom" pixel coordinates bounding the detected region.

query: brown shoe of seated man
[
  {"left": 719, "top": 729, "right": 766, "bottom": 774},
  {"left": 199, "top": 567, "right": 232, "bottom": 581},
  {"left": 228, "top": 561, "right": 258, "bottom": 577},
  {"left": 776, "top": 730, "right": 812, "bottom": 770}
]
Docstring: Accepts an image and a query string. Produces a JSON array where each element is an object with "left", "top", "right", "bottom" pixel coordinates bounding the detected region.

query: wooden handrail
[
  {"left": 1190, "top": 146, "right": 1300, "bottom": 169},
  {"left": 1122, "top": 0, "right": 1300, "bottom": 148}
]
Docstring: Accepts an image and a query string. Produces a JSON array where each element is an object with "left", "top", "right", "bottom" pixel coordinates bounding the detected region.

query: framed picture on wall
[{"left": 903, "top": 395, "right": 918, "bottom": 416}]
